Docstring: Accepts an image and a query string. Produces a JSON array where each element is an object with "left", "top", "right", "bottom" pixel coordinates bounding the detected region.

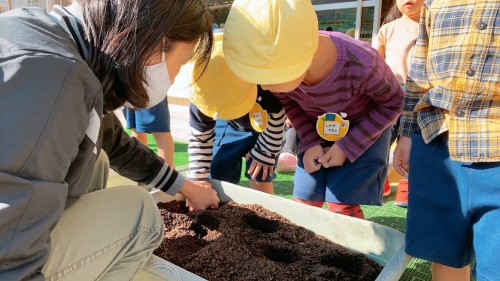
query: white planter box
[{"left": 150, "top": 180, "right": 411, "bottom": 281}]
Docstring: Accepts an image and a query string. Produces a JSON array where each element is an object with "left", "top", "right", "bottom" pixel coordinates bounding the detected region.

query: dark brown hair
[
  {"left": 80, "top": 0, "right": 213, "bottom": 111},
  {"left": 382, "top": 2, "right": 402, "bottom": 25}
]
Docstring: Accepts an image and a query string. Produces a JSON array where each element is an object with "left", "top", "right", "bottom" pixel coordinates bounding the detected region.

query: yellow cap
[
  {"left": 188, "top": 33, "right": 258, "bottom": 120},
  {"left": 223, "top": 0, "right": 319, "bottom": 85}
]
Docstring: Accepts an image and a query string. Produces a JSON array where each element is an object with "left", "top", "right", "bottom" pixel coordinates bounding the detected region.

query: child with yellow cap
[
  {"left": 185, "top": 33, "right": 286, "bottom": 194},
  {"left": 223, "top": 0, "right": 404, "bottom": 218}
]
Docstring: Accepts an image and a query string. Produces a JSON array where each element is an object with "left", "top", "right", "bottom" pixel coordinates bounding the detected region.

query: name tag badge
[
  {"left": 249, "top": 103, "right": 268, "bottom": 132},
  {"left": 316, "top": 112, "right": 349, "bottom": 141}
]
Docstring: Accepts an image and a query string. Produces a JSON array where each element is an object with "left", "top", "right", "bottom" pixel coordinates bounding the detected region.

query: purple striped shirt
[{"left": 274, "top": 32, "right": 403, "bottom": 162}]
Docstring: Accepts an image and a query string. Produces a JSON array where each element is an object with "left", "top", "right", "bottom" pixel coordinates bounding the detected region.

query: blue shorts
[
  {"left": 406, "top": 131, "right": 500, "bottom": 279},
  {"left": 293, "top": 127, "right": 391, "bottom": 205},
  {"left": 122, "top": 99, "right": 170, "bottom": 133},
  {"left": 211, "top": 120, "right": 277, "bottom": 183}
]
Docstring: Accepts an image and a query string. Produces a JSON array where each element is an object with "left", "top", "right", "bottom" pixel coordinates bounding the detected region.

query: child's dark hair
[{"left": 382, "top": 2, "right": 402, "bottom": 25}]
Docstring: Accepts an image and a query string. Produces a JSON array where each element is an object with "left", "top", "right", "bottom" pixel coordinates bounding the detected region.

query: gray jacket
[{"left": 0, "top": 7, "right": 183, "bottom": 280}]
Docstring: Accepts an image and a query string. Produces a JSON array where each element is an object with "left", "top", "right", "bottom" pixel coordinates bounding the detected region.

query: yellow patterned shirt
[{"left": 401, "top": 0, "right": 500, "bottom": 162}]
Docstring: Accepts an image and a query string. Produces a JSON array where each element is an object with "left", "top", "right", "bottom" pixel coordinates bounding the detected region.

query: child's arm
[
  {"left": 247, "top": 108, "right": 286, "bottom": 178},
  {"left": 247, "top": 91, "right": 286, "bottom": 179},
  {"left": 335, "top": 56, "right": 404, "bottom": 163},
  {"left": 186, "top": 103, "right": 216, "bottom": 182},
  {"left": 399, "top": 3, "right": 432, "bottom": 138},
  {"left": 373, "top": 24, "right": 387, "bottom": 59},
  {"left": 248, "top": 97, "right": 286, "bottom": 166},
  {"left": 394, "top": 2, "right": 432, "bottom": 176}
]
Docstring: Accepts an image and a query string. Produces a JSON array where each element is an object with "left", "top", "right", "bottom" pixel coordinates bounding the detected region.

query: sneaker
[
  {"left": 383, "top": 178, "right": 391, "bottom": 196},
  {"left": 395, "top": 179, "right": 409, "bottom": 207},
  {"left": 276, "top": 152, "right": 297, "bottom": 173}
]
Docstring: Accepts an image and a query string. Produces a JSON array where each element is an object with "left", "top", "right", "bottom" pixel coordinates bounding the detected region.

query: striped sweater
[
  {"left": 187, "top": 88, "right": 286, "bottom": 181},
  {"left": 274, "top": 31, "right": 404, "bottom": 162}
]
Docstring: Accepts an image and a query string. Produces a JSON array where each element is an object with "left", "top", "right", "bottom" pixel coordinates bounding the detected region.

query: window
[{"left": 314, "top": 0, "right": 381, "bottom": 44}]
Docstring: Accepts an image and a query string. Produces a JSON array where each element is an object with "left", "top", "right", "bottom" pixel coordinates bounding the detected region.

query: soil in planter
[{"left": 154, "top": 201, "right": 383, "bottom": 281}]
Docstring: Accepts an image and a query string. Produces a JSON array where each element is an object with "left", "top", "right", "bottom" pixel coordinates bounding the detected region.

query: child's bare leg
[
  {"left": 432, "top": 263, "right": 470, "bottom": 281},
  {"left": 152, "top": 132, "right": 174, "bottom": 167},
  {"left": 131, "top": 129, "right": 148, "bottom": 146},
  {"left": 249, "top": 180, "right": 274, "bottom": 194}
]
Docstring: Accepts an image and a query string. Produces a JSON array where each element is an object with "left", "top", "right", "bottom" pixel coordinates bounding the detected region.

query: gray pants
[
  {"left": 87, "top": 150, "right": 110, "bottom": 193},
  {"left": 42, "top": 151, "right": 197, "bottom": 281}
]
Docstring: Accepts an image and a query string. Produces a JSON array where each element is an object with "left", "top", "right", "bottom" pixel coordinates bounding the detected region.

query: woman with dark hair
[{"left": 0, "top": 0, "right": 219, "bottom": 280}]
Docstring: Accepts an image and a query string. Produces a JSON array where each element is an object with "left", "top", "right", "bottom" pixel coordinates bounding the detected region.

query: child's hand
[
  {"left": 303, "top": 145, "right": 324, "bottom": 173},
  {"left": 393, "top": 136, "right": 411, "bottom": 177},
  {"left": 246, "top": 153, "right": 274, "bottom": 181},
  {"left": 317, "top": 144, "right": 346, "bottom": 168}
]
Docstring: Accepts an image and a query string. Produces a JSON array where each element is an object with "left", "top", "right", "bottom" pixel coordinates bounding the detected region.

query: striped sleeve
[
  {"left": 400, "top": 1, "right": 431, "bottom": 137},
  {"left": 187, "top": 127, "right": 215, "bottom": 181},
  {"left": 150, "top": 164, "right": 185, "bottom": 196},
  {"left": 248, "top": 109, "right": 286, "bottom": 166},
  {"left": 336, "top": 55, "right": 404, "bottom": 162},
  {"left": 187, "top": 104, "right": 216, "bottom": 181}
]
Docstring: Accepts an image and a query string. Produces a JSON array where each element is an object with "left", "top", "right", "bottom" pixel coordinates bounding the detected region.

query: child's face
[
  {"left": 261, "top": 72, "right": 307, "bottom": 93},
  {"left": 397, "top": 0, "right": 424, "bottom": 18}
]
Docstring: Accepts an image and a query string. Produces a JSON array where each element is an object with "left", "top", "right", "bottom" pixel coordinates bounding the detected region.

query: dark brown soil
[{"left": 154, "top": 201, "right": 382, "bottom": 281}]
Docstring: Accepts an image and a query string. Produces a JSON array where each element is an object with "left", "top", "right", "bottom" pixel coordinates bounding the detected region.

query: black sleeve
[
  {"left": 257, "top": 86, "right": 283, "bottom": 114},
  {"left": 189, "top": 102, "right": 216, "bottom": 132},
  {"left": 100, "top": 113, "right": 179, "bottom": 185}
]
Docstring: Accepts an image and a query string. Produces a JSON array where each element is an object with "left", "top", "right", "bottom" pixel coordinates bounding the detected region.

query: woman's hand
[
  {"left": 393, "top": 136, "right": 411, "bottom": 176},
  {"left": 179, "top": 180, "right": 219, "bottom": 210}
]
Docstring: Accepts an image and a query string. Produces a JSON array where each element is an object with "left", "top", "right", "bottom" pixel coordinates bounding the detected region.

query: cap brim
[
  {"left": 224, "top": 53, "right": 313, "bottom": 85},
  {"left": 196, "top": 83, "right": 258, "bottom": 120}
]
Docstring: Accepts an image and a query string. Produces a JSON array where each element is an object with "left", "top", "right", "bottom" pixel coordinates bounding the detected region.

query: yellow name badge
[
  {"left": 316, "top": 113, "right": 349, "bottom": 141},
  {"left": 249, "top": 103, "right": 268, "bottom": 132}
]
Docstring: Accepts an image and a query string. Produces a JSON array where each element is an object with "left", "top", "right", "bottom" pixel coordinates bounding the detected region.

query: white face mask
[{"left": 142, "top": 51, "right": 171, "bottom": 108}]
